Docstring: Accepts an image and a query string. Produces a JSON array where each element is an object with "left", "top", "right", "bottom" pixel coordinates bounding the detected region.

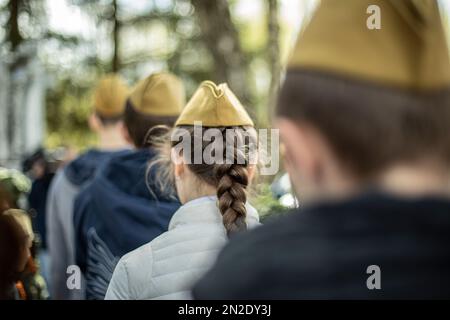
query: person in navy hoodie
[
  {"left": 46, "top": 74, "right": 130, "bottom": 300},
  {"left": 73, "top": 72, "right": 186, "bottom": 300}
]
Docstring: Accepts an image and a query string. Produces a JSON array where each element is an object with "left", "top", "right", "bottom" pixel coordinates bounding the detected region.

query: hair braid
[{"left": 215, "top": 142, "right": 249, "bottom": 236}]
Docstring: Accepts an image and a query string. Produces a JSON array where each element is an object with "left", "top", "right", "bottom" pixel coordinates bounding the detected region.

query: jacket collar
[{"left": 168, "top": 196, "right": 260, "bottom": 231}]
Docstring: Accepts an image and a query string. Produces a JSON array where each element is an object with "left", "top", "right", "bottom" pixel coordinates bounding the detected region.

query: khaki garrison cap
[
  {"left": 93, "top": 74, "right": 129, "bottom": 117},
  {"left": 129, "top": 72, "right": 185, "bottom": 116},
  {"left": 288, "top": 0, "right": 450, "bottom": 91},
  {"left": 175, "top": 81, "right": 254, "bottom": 127}
]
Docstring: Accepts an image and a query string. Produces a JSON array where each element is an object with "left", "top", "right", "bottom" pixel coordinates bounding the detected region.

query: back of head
[
  {"left": 168, "top": 81, "right": 256, "bottom": 236},
  {"left": 278, "top": 0, "right": 450, "bottom": 180},
  {"left": 125, "top": 72, "right": 186, "bottom": 148},
  {"left": 93, "top": 74, "right": 129, "bottom": 125}
]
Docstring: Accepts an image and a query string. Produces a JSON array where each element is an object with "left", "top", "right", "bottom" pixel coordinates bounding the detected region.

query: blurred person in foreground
[
  {"left": 46, "top": 74, "right": 130, "bottom": 300},
  {"left": 74, "top": 73, "right": 185, "bottom": 300},
  {"left": 193, "top": 0, "right": 450, "bottom": 299}
]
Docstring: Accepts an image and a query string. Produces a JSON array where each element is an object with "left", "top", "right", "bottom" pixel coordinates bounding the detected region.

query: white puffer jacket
[{"left": 105, "top": 196, "right": 260, "bottom": 300}]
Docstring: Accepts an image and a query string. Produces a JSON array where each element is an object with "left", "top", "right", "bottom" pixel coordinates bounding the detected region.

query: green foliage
[
  {"left": 0, "top": 167, "right": 31, "bottom": 205},
  {"left": 250, "top": 183, "right": 290, "bottom": 223},
  {"left": 45, "top": 78, "right": 97, "bottom": 150},
  {"left": 1, "top": 0, "right": 286, "bottom": 150}
]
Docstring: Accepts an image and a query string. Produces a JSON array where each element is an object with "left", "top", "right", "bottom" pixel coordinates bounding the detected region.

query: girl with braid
[{"left": 105, "top": 81, "right": 260, "bottom": 300}]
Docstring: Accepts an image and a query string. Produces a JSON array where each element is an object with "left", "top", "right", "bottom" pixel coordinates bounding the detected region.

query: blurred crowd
[{"left": 1, "top": 149, "right": 59, "bottom": 299}]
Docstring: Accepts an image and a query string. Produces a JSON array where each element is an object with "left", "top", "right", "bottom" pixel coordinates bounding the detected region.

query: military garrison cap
[{"left": 175, "top": 81, "right": 254, "bottom": 127}]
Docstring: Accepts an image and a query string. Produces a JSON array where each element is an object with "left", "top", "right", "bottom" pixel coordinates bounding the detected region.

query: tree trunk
[
  {"left": 112, "top": 0, "right": 120, "bottom": 72},
  {"left": 7, "top": 0, "right": 23, "bottom": 51},
  {"left": 191, "top": 0, "right": 249, "bottom": 103},
  {"left": 267, "top": 0, "right": 280, "bottom": 122}
]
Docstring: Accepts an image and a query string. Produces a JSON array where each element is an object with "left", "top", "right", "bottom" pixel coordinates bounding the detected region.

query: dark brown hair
[
  {"left": 277, "top": 69, "right": 450, "bottom": 179},
  {"left": 124, "top": 100, "right": 179, "bottom": 148},
  {"left": 149, "top": 125, "right": 257, "bottom": 236},
  {"left": 95, "top": 111, "right": 123, "bottom": 127},
  {"left": 0, "top": 213, "right": 27, "bottom": 300}
]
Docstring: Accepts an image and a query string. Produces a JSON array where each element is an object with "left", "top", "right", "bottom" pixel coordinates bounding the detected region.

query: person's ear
[
  {"left": 172, "top": 149, "right": 185, "bottom": 180},
  {"left": 174, "top": 162, "right": 185, "bottom": 180},
  {"left": 277, "top": 119, "right": 316, "bottom": 177},
  {"left": 88, "top": 113, "right": 101, "bottom": 132},
  {"left": 247, "top": 165, "right": 256, "bottom": 182},
  {"left": 276, "top": 118, "right": 331, "bottom": 197}
]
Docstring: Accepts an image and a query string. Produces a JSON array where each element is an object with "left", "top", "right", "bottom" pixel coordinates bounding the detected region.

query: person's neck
[
  {"left": 97, "top": 128, "right": 129, "bottom": 151},
  {"left": 376, "top": 162, "right": 450, "bottom": 198},
  {"left": 310, "top": 161, "right": 450, "bottom": 204},
  {"left": 183, "top": 188, "right": 217, "bottom": 205}
]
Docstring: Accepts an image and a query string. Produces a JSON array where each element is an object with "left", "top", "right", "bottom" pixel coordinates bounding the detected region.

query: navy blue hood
[
  {"left": 73, "top": 149, "right": 180, "bottom": 299},
  {"left": 65, "top": 149, "right": 127, "bottom": 186}
]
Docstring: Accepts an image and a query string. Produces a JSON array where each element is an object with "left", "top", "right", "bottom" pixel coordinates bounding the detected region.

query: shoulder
[
  {"left": 105, "top": 257, "right": 130, "bottom": 300},
  {"left": 106, "top": 149, "right": 150, "bottom": 166},
  {"left": 49, "top": 169, "right": 73, "bottom": 196},
  {"left": 225, "top": 208, "right": 309, "bottom": 255},
  {"left": 152, "top": 222, "right": 227, "bottom": 259},
  {"left": 192, "top": 209, "right": 314, "bottom": 299},
  {"left": 47, "top": 170, "right": 64, "bottom": 201},
  {"left": 121, "top": 241, "right": 154, "bottom": 271},
  {"left": 73, "top": 183, "right": 93, "bottom": 217},
  {"left": 202, "top": 199, "right": 358, "bottom": 264},
  {"left": 106, "top": 241, "right": 155, "bottom": 300},
  {"left": 245, "top": 203, "right": 261, "bottom": 228}
]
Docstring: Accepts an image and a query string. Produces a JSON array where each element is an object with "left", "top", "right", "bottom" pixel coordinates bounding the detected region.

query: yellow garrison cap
[
  {"left": 289, "top": 0, "right": 450, "bottom": 91},
  {"left": 93, "top": 74, "right": 129, "bottom": 117},
  {"left": 175, "top": 81, "right": 254, "bottom": 127},
  {"left": 129, "top": 72, "right": 185, "bottom": 116}
]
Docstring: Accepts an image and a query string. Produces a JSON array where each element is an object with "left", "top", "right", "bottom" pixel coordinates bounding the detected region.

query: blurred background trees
[
  {"left": 1, "top": 0, "right": 320, "bottom": 150},
  {"left": 1, "top": 0, "right": 448, "bottom": 150}
]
